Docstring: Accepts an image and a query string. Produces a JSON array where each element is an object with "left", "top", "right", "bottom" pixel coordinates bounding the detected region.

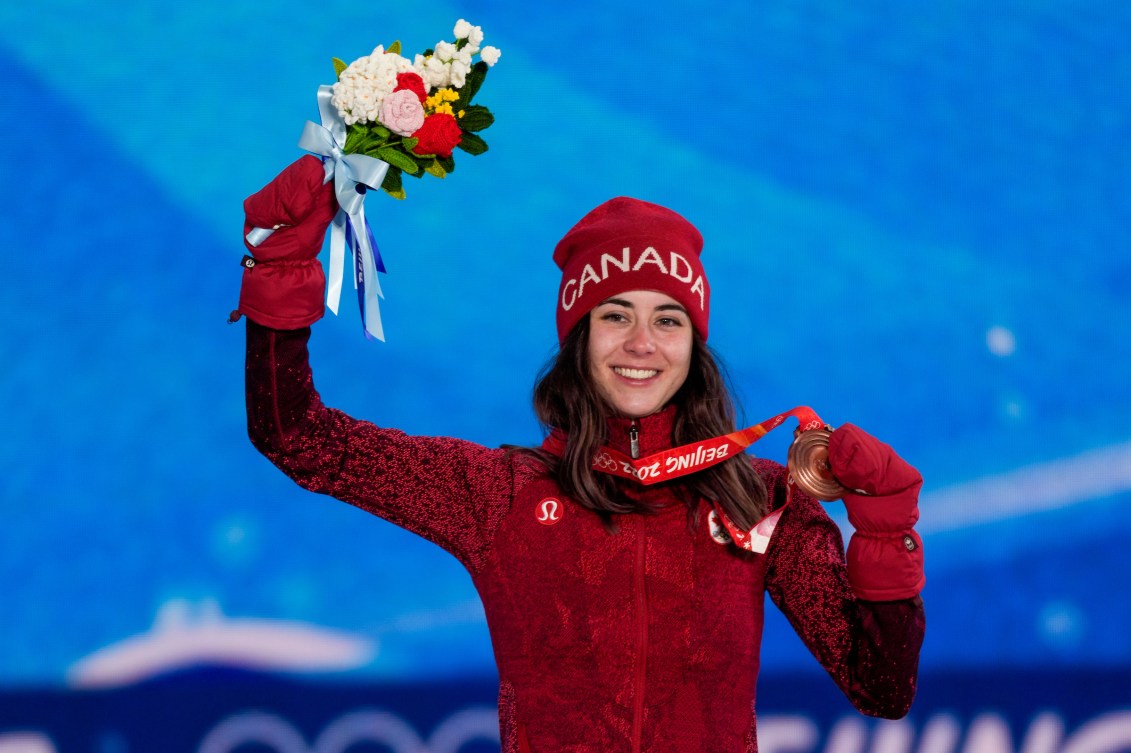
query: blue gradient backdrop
[{"left": 1, "top": 0, "right": 1129, "bottom": 694}]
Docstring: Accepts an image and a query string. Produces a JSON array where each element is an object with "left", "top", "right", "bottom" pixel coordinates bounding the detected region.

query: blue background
[{"left": 1, "top": 0, "right": 1129, "bottom": 736}]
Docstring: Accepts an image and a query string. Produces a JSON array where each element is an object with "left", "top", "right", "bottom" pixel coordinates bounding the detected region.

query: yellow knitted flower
[{"left": 425, "top": 87, "right": 460, "bottom": 112}]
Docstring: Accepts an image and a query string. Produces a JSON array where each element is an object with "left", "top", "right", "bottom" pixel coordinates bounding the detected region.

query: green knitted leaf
[
  {"left": 457, "top": 132, "right": 488, "bottom": 156},
  {"left": 424, "top": 159, "right": 447, "bottom": 179},
  {"left": 344, "top": 127, "right": 362, "bottom": 153},
  {"left": 381, "top": 166, "right": 404, "bottom": 198},
  {"left": 333, "top": 57, "right": 348, "bottom": 79},
  {"left": 377, "top": 146, "right": 421, "bottom": 174},
  {"left": 438, "top": 154, "right": 456, "bottom": 174},
  {"left": 401, "top": 137, "right": 419, "bottom": 152},
  {"left": 458, "top": 105, "right": 494, "bottom": 132},
  {"left": 461, "top": 61, "right": 488, "bottom": 103},
  {"left": 347, "top": 123, "right": 392, "bottom": 157},
  {"left": 388, "top": 40, "right": 402, "bottom": 55},
  {"left": 346, "top": 125, "right": 378, "bottom": 154}
]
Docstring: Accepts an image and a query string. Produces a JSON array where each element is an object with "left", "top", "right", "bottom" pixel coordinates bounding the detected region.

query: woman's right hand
[{"left": 235, "top": 155, "right": 338, "bottom": 330}]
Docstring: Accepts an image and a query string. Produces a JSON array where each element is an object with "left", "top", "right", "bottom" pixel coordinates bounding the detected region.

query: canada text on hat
[{"left": 553, "top": 197, "right": 710, "bottom": 342}]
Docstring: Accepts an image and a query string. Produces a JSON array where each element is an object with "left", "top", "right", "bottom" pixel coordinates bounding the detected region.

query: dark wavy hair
[{"left": 521, "top": 317, "right": 769, "bottom": 530}]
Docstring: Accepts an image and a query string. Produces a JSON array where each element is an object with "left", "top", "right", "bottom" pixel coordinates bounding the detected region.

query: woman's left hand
[
  {"left": 829, "top": 423, "right": 921, "bottom": 492},
  {"left": 827, "top": 424, "right": 925, "bottom": 600}
]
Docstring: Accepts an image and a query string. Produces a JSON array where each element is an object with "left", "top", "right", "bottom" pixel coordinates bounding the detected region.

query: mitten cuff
[
  {"left": 846, "top": 530, "right": 925, "bottom": 601},
  {"left": 237, "top": 258, "right": 325, "bottom": 330}
]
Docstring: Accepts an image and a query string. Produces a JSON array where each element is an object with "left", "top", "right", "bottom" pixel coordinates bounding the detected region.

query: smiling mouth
[{"left": 613, "top": 367, "right": 659, "bottom": 380}]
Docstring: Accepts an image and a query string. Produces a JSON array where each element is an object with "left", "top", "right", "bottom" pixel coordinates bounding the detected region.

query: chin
[{"left": 613, "top": 401, "right": 664, "bottom": 418}]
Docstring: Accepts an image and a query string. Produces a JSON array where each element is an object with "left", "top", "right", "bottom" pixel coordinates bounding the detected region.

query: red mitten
[
  {"left": 236, "top": 155, "right": 337, "bottom": 329},
  {"left": 828, "top": 423, "right": 925, "bottom": 601}
]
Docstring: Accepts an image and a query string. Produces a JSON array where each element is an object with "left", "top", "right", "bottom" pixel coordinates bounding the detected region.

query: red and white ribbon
[{"left": 542, "top": 406, "right": 828, "bottom": 553}]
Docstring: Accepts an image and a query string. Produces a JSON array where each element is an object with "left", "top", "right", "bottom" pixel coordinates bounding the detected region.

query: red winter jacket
[{"left": 245, "top": 320, "right": 925, "bottom": 753}]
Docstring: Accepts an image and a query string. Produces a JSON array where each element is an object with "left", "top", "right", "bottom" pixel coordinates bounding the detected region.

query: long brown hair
[{"left": 522, "top": 317, "right": 769, "bottom": 530}]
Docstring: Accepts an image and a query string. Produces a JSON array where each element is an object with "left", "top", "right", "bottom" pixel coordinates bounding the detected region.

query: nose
[{"left": 623, "top": 321, "right": 656, "bottom": 355}]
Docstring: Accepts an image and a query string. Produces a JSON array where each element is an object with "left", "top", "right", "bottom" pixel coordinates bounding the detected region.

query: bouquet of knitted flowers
[
  {"left": 330, "top": 19, "right": 501, "bottom": 198},
  {"left": 243, "top": 20, "right": 501, "bottom": 341}
]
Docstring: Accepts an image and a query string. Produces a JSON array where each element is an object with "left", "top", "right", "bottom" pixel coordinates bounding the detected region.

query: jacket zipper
[
  {"left": 629, "top": 420, "right": 640, "bottom": 459},
  {"left": 631, "top": 518, "right": 648, "bottom": 752}
]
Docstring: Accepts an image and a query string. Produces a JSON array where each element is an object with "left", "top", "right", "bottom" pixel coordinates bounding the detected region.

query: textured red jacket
[{"left": 245, "top": 321, "right": 925, "bottom": 753}]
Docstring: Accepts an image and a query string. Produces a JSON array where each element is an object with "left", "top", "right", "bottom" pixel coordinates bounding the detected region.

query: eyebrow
[{"left": 598, "top": 297, "right": 688, "bottom": 314}]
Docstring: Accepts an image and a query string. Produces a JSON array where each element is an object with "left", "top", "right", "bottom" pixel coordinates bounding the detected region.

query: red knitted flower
[
  {"left": 411, "top": 113, "right": 463, "bottom": 158},
  {"left": 394, "top": 72, "right": 427, "bottom": 104}
]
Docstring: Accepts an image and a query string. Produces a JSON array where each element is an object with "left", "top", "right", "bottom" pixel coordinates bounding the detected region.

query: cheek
[
  {"left": 668, "top": 335, "right": 694, "bottom": 366},
  {"left": 586, "top": 335, "right": 602, "bottom": 375},
  {"left": 586, "top": 321, "right": 618, "bottom": 366},
  {"left": 586, "top": 335, "right": 610, "bottom": 391},
  {"left": 666, "top": 339, "right": 694, "bottom": 388},
  {"left": 587, "top": 355, "right": 604, "bottom": 391}
]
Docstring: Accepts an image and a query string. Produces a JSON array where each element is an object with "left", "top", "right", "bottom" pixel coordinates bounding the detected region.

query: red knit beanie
[{"left": 553, "top": 197, "right": 710, "bottom": 343}]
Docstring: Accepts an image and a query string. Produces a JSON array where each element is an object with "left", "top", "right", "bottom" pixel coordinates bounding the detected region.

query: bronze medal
[{"left": 787, "top": 428, "right": 847, "bottom": 501}]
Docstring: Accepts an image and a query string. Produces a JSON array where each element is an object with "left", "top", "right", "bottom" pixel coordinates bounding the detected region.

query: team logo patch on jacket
[{"left": 535, "top": 497, "right": 563, "bottom": 525}]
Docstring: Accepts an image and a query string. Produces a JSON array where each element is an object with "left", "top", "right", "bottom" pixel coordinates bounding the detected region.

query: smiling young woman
[
  {"left": 235, "top": 163, "right": 926, "bottom": 753},
  {"left": 587, "top": 291, "right": 693, "bottom": 420}
]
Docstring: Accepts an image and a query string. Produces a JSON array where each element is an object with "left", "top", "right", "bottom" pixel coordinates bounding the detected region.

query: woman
[{"left": 235, "top": 156, "right": 926, "bottom": 753}]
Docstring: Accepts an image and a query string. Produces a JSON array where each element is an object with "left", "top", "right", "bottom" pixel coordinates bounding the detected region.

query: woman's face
[{"left": 587, "top": 290, "right": 694, "bottom": 419}]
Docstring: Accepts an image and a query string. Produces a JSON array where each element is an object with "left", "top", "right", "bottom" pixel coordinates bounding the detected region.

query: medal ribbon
[
  {"left": 541, "top": 406, "right": 829, "bottom": 553},
  {"left": 543, "top": 405, "right": 826, "bottom": 485}
]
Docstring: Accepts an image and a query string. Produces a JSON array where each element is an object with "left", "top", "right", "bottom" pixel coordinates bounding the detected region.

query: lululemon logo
[{"left": 536, "top": 498, "right": 562, "bottom": 525}]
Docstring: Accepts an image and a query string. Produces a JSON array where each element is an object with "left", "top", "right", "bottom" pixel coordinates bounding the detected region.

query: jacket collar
[
  {"left": 540, "top": 404, "right": 679, "bottom": 459},
  {"left": 604, "top": 404, "right": 678, "bottom": 458}
]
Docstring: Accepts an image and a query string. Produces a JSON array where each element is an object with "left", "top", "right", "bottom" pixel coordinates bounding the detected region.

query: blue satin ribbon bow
[{"left": 246, "top": 85, "right": 391, "bottom": 341}]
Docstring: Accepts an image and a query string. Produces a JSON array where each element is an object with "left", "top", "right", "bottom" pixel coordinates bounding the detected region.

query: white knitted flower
[
  {"left": 453, "top": 19, "right": 473, "bottom": 39},
  {"left": 433, "top": 41, "right": 457, "bottom": 62},
  {"left": 331, "top": 47, "right": 414, "bottom": 125},
  {"left": 449, "top": 60, "right": 469, "bottom": 88},
  {"left": 479, "top": 46, "right": 501, "bottom": 67},
  {"left": 467, "top": 25, "right": 484, "bottom": 47},
  {"left": 416, "top": 54, "right": 451, "bottom": 89}
]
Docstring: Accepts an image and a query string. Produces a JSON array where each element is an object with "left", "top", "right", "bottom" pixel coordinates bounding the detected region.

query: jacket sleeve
[
  {"left": 244, "top": 319, "right": 519, "bottom": 573},
  {"left": 761, "top": 462, "right": 925, "bottom": 719}
]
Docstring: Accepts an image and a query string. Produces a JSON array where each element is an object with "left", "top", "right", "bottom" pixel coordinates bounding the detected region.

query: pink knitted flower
[{"left": 379, "top": 89, "right": 426, "bottom": 137}]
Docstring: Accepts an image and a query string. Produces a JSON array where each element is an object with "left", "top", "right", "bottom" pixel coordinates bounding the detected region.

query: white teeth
[{"left": 614, "top": 367, "right": 659, "bottom": 380}]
